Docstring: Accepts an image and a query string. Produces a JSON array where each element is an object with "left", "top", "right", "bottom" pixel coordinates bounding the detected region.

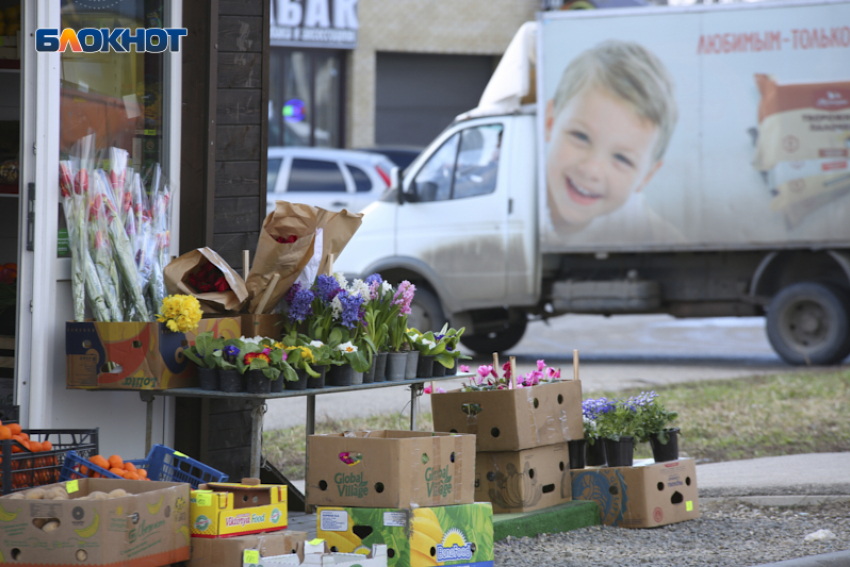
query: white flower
[
  {"left": 309, "top": 340, "right": 325, "bottom": 348},
  {"left": 336, "top": 341, "right": 357, "bottom": 353},
  {"left": 381, "top": 281, "right": 393, "bottom": 297},
  {"left": 240, "top": 336, "right": 264, "bottom": 345},
  {"left": 422, "top": 339, "right": 437, "bottom": 349},
  {"left": 350, "top": 279, "right": 371, "bottom": 303},
  {"left": 333, "top": 272, "right": 349, "bottom": 290},
  {"left": 331, "top": 296, "right": 343, "bottom": 320}
]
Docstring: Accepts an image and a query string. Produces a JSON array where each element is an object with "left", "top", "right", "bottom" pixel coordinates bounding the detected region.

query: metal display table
[{"left": 137, "top": 374, "right": 469, "bottom": 478}]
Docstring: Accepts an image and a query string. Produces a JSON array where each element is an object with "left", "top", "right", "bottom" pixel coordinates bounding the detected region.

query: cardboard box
[
  {"left": 316, "top": 503, "right": 494, "bottom": 567},
  {"left": 252, "top": 541, "right": 388, "bottom": 566},
  {"left": 305, "top": 431, "right": 476, "bottom": 509},
  {"left": 571, "top": 458, "right": 701, "bottom": 528},
  {"left": 0, "top": 478, "right": 190, "bottom": 567},
  {"left": 241, "top": 314, "right": 285, "bottom": 340},
  {"left": 192, "top": 482, "right": 288, "bottom": 537},
  {"left": 66, "top": 317, "right": 241, "bottom": 390},
  {"left": 475, "top": 443, "right": 572, "bottom": 514},
  {"left": 431, "top": 379, "right": 584, "bottom": 452},
  {"left": 188, "top": 529, "right": 308, "bottom": 567}
]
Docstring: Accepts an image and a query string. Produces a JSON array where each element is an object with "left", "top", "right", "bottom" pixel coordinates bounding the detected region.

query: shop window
[{"left": 287, "top": 159, "right": 346, "bottom": 193}]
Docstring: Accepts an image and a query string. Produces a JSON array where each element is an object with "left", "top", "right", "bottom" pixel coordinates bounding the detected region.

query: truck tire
[
  {"left": 460, "top": 318, "right": 528, "bottom": 355},
  {"left": 766, "top": 282, "right": 850, "bottom": 365},
  {"left": 407, "top": 287, "right": 447, "bottom": 332}
]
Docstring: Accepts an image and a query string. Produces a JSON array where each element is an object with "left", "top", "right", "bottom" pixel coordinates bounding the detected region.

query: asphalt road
[{"left": 263, "top": 313, "right": 809, "bottom": 431}]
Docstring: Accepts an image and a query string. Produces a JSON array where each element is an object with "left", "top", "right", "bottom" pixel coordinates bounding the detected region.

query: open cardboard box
[
  {"left": 247, "top": 541, "right": 388, "bottom": 567},
  {"left": 476, "top": 442, "right": 572, "bottom": 514},
  {"left": 0, "top": 478, "right": 190, "bottom": 567},
  {"left": 66, "top": 317, "right": 241, "bottom": 390},
  {"left": 191, "top": 479, "right": 288, "bottom": 537},
  {"left": 241, "top": 314, "right": 285, "bottom": 340},
  {"left": 431, "top": 379, "right": 583, "bottom": 452},
  {"left": 571, "top": 458, "right": 700, "bottom": 528},
  {"left": 316, "top": 503, "right": 494, "bottom": 567},
  {"left": 305, "top": 431, "right": 475, "bottom": 509},
  {"left": 188, "top": 529, "right": 308, "bottom": 567}
]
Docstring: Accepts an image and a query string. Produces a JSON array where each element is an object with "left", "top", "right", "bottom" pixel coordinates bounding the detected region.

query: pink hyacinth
[{"left": 393, "top": 281, "right": 416, "bottom": 315}]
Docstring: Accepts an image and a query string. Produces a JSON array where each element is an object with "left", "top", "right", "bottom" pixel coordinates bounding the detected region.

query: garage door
[{"left": 375, "top": 52, "right": 495, "bottom": 147}]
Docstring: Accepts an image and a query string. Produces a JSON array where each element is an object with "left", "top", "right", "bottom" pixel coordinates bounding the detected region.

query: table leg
[
  {"left": 249, "top": 399, "right": 265, "bottom": 479},
  {"left": 139, "top": 391, "right": 155, "bottom": 455},
  {"left": 410, "top": 384, "right": 420, "bottom": 431},
  {"left": 304, "top": 394, "right": 316, "bottom": 514}
]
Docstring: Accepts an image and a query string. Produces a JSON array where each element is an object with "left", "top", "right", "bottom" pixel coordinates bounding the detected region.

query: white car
[{"left": 266, "top": 147, "right": 396, "bottom": 214}]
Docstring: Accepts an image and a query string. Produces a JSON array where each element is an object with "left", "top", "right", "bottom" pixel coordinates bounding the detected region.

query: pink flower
[
  {"left": 476, "top": 365, "right": 493, "bottom": 385},
  {"left": 547, "top": 367, "right": 560, "bottom": 380},
  {"left": 516, "top": 382, "right": 524, "bottom": 388},
  {"left": 537, "top": 359, "right": 546, "bottom": 371},
  {"left": 459, "top": 365, "right": 470, "bottom": 373},
  {"left": 392, "top": 281, "right": 416, "bottom": 315},
  {"left": 437, "top": 387, "right": 446, "bottom": 394},
  {"left": 281, "top": 351, "right": 288, "bottom": 361},
  {"left": 502, "top": 361, "right": 511, "bottom": 379},
  {"left": 424, "top": 385, "right": 432, "bottom": 394}
]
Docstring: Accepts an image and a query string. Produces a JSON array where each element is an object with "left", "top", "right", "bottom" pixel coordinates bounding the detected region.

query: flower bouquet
[{"left": 164, "top": 247, "right": 249, "bottom": 314}]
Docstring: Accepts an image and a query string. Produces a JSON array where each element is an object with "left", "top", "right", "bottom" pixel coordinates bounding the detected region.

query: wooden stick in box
[
  {"left": 243, "top": 250, "right": 250, "bottom": 282},
  {"left": 573, "top": 349, "right": 579, "bottom": 381},
  {"left": 492, "top": 352, "right": 499, "bottom": 373},
  {"left": 254, "top": 272, "right": 281, "bottom": 315},
  {"left": 509, "top": 356, "right": 517, "bottom": 389}
]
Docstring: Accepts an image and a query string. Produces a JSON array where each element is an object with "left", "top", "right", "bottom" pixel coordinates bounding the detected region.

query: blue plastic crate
[
  {"left": 129, "top": 445, "right": 228, "bottom": 488},
  {"left": 60, "top": 450, "right": 122, "bottom": 482}
]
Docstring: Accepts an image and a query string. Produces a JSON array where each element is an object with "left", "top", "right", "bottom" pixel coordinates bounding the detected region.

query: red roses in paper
[{"left": 187, "top": 262, "right": 231, "bottom": 293}]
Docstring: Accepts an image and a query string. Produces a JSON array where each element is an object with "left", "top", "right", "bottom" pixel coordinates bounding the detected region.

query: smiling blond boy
[{"left": 545, "top": 40, "right": 680, "bottom": 240}]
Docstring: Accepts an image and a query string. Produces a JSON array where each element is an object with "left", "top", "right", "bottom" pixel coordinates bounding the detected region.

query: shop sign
[
  {"left": 35, "top": 28, "right": 187, "bottom": 53},
  {"left": 271, "top": 0, "right": 358, "bottom": 49}
]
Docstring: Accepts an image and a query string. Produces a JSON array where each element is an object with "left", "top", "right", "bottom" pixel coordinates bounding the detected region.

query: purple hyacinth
[
  {"left": 365, "top": 273, "right": 383, "bottom": 287},
  {"left": 338, "top": 290, "right": 366, "bottom": 329},
  {"left": 284, "top": 282, "right": 302, "bottom": 304},
  {"left": 288, "top": 288, "right": 315, "bottom": 323},
  {"left": 315, "top": 274, "right": 342, "bottom": 303},
  {"left": 392, "top": 281, "right": 416, "bottom": 315}
]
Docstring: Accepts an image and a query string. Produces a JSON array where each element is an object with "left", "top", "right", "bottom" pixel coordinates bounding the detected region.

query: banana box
[
  {"left": 316, "top": 503, "right": 494, "bottom": 567},
  {"left": 0, "top": 478, "right": 190, "bottom": 567},
  {"left": 191, "top": 481, "right": 288, "bottom": 537},
  {"left": 66, "top": 316, "right": 241, "bottom": 390}
]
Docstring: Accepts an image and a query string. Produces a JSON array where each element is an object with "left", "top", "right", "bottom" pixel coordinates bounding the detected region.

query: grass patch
[{"left": 263, "top": 369, "right": 850, "bottom": 480}]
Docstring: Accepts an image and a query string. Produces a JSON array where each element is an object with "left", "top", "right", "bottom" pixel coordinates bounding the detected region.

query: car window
[
  {"left": 267, "top": 158, "right": 282, "bottom": 192},
  {"left": 453, "top": 125, "right": 503, "bottom": 200},
  {"left": 409, "top": 133, "right": 459, "bottom": 203},
  {"left": 287, "top": 159, "right": 347, "bottom": 193},
  {"left": 347, "top": 165, "right": 373, "bottom": 193}
]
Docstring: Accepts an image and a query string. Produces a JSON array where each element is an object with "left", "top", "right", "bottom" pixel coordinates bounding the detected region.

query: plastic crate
[
  {"left": 128, "top": 445, "right": 228, "bottom": 488},
  {"left": 1, "top": 428, "right": 99, "bottom": 494},
  {"left": 61, "top": 444, "right": 228, "bottom": 488}
]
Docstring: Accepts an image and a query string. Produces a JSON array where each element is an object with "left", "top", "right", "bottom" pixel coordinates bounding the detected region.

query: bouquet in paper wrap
[
  {"left": 245, "top": 201, "right": 362, "bottom": 314},
  {"left": 164, "top": 247, "right": 249, "bottom": 313}
]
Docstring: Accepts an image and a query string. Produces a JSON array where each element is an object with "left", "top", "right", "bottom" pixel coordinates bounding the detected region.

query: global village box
[
  {"left": 571, "top": 458, "right": 700, "bottom": 528},
  {"left": 305, "top": 431, "right": 476, "bottom": 509},
  {"left": 188, "top": 529, "right": 308, "bottom": 567},
  {"left": 66, "top": 316, "right": 241, "bottom": 390},
  {"left": 316, "top": 503, "right": 494, "bottom": 567},
  {"left": 431, "top": 379, "right": 584, "bottom": 452},
  {"left": 475, "top": 443, "right": 572, "bottom": 514},
  {"left": 191, "top": 480, "right": 288, "bottom": 537},
  {"left": 0, "top": 478, "right": 190, "bottom": 567}
]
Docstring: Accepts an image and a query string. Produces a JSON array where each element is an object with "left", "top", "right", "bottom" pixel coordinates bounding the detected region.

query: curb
[{"left": 754, "top": 550, "right": 850, "bottom": 566}]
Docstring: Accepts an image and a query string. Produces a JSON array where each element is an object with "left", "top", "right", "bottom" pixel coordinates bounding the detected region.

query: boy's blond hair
[{"left": 552, "top": 40, "right": 678, "bottom": 162}]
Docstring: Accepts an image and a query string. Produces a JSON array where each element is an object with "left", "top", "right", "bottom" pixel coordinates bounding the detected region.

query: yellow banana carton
[
  {"left": 0, "top": 478, "right": 190, "bottom": 567},
  {"left": 191, "top": 480, "right": 288, "bottom": 537},
  {"left": 316, "top": 503, "right": 494, "bottom": 567}
]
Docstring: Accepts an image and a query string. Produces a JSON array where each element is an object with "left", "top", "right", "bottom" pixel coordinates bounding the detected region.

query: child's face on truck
[{"left": 545, "top": 85, "right": 662, "bottom": 232}]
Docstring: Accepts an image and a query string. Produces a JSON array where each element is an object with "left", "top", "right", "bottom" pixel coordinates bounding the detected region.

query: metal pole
[
  {"left": 249, "top": 399, "right": 265, "bottom": 479},
  {"left": 410, "top": 384, "right": 418, "bottom": 431},
  {"left": 140, "top": 391, "right": 155, "bottom": 455},
  {"left": 305, "top": 394, "right": 316, "bottom": 514}
]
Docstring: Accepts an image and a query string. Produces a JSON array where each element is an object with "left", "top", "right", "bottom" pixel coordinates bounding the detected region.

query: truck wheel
[
  {"left": 766, "top": 282, "right": 850, "bottom": 365},
  {"left": 460, "top": 318, "right": 528, "bottom": 355},
  {"left": 407, "top": 287, "right": 447, "bottom": 332}
]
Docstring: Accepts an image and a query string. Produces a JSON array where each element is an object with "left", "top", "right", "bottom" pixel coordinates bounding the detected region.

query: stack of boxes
[
  {"left": 306, "top": 430, "right": 495, "bottom": 567},
  {"left": 431, "top": 359, "right": 585, "bottom": 514}
]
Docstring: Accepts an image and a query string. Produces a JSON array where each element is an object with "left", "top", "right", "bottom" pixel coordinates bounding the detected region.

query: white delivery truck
[{"left": 337, "top": 0, "right": 850, "bottom": 365}]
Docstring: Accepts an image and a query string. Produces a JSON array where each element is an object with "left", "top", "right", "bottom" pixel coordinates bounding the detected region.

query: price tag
[
  {"left": 195, "top": 492, "right": 212, "bottom": 507},
  {"left": 309, "top": 538, "right": 324, "bottom": 546},
  {"left": 686, "top": 500, "right": 693, "bottom": 512},
  {"left": 66, "top": 480, "right": 79, "bottom": 494},
  {"left": 243, "top": 550, "right": 259, "bottom": 564},
  {"left": 173, "top": 451, "right": 187, "bottom": 458}
]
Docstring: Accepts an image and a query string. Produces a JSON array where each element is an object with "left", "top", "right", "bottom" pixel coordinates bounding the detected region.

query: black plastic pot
[
  {"left": 432, "top": 361, "right": 446, "bottom": 377},
  {"left": 326, "top": 364, "right": 353, "bottom": 387},
  {"left": 286, "top": 368, "right": 309, "bottom": 391},
  {"left": 585, "top": 438, "right": 606, "bottom": 467},
  {"left": 416, "top": 355, "right": 434, "bottom": 378},
  {"left": 373, "top": 352, "right": 388, "bottom": 383},
  {"left": 363, "top": 356, "right": 376, "bottom": 384},
  {"left": 308, "top": 365, "right": 326, "bottom": 389},
  {"left": 219, "top": 370, "right": 245, "bottom": 393},
  {"left": 445, "top": 360, "right": 458, "bottom": 375},
  {"left": 604, "top": 436, "right": 635, "bottom": 468},
  {"left": 649, "top": 428, "right": 680, "bottom": 463},
  {"left": 198, "top": 367, "right": 219, "bottom": 391},
  {"left": 270, "top": 375, "right": 285, "bottom": 393},
  {"left": 568, "top": 439, "right": 587, "bottom": 469},
  {"left": 245, "top": 369, "right": 271, "bottom": 394}
]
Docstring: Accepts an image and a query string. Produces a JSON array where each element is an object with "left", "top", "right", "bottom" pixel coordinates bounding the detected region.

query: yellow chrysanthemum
[{"left": 156, "top": 294, "right": 203, "bottom": 333}]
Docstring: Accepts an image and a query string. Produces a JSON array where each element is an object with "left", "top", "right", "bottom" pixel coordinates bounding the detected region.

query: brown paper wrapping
[
  {"left": 164, "top": 247, "right": 250, "bottom": 314},
  {"left": 246, "top": 201, "right": 363, "bottom": 313}
]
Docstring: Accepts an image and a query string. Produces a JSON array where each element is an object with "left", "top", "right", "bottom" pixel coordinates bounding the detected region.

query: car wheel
[
  {"left": 407, "top": 287, "right": 447, "bottom": 333},
  {"left": 766, "top": 282, "right": 850, "bottom": 365},
  {"left": 460, "top": 318, "right": 528, "bottom": 355}
]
